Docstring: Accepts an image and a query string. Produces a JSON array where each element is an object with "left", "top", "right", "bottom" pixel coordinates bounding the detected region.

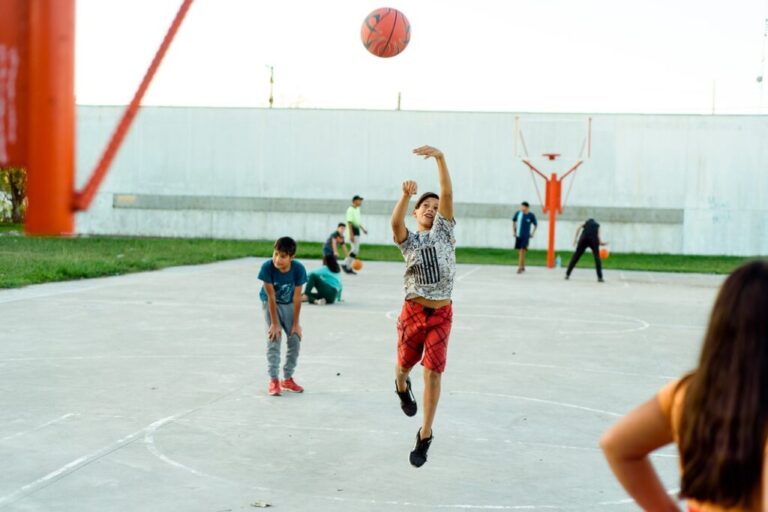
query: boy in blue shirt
[{"left": 258, "top": 237, "right": 307, "bottom": 396}]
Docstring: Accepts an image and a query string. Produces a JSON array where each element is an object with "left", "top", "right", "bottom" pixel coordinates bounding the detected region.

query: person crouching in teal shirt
[{"left": 303, "top": 254, "right": 344, "bottom": 305}]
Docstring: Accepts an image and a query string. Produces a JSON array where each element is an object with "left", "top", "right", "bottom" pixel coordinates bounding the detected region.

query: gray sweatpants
[{"left": 262, "top": 302, "right": 301, "bottom": 380}]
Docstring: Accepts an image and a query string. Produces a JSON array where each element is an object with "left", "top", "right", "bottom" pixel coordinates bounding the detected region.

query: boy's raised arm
[
  {"left": 392, "top": 180, "right": 417, "bottom": 244},
  {"left": 413, "top": 145, "right": 453, "bottom": 221}
]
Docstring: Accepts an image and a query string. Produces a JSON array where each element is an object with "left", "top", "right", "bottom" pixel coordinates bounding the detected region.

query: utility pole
[{"left": 266, "top": 65, "right": 274, "bottom": 108}]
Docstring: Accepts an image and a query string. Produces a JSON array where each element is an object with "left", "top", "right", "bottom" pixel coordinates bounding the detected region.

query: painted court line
[
  {"left": 144, "top": 417, "right": 213, "bottom": 479},
  {"left": 455, "top": 266, "right": 483, "bottom": 282},
  {"left": 143, "top": 415, "right": 677, "bottom": 511},
  {"left": 0, "top": 413, "right": 78, "bottom": 443},
  {"left": 619, "top": 271, "right": 630, "bottom": 288},
  {"left": 172, "top": 418, "right": 676, "bottom": 459},
  {"left": 0, "top": 380, "right": 255, "bottom": 507},
  {"left": 557, "top": 313, "right": 650, "bottom": 335},
  {"left": 454, "top": 391, "right": 623, "bottom": 418},
  {"left": 486, "top": 361, "right": 677, "bottom": 381},
  {"left": 0, "top": 425, "right": 150, "bottom": 506}
]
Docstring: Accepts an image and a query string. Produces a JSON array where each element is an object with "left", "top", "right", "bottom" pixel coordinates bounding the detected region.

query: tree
[{"left": 0, "top": 167, "right": 27, "bottom": 223}]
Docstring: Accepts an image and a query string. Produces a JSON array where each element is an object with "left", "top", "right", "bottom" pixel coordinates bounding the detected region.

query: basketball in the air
[
  {"left": 352, "top": 259, "right": 364, "bottom": 271},
  {"left": 361, "top": 7, "right": 411, "bottom": 58},
  {"left": 599, "top": 247, "right": 610, "bottom": 259}
]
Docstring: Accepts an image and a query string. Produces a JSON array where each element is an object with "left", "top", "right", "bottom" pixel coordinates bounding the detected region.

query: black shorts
[{"left": 515, "top": 237, "right": 530, "bottom": 250}]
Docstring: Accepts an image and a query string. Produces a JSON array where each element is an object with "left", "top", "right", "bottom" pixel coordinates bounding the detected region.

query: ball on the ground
[
  {"left": 352, "top": 259, "right": 363, "bottom": 271},
  {"left": 599, "top": 247, "right": 610, "bottom": 259},
  {"left": 361, "top": 7, "right": 411, "bottom": 58}
]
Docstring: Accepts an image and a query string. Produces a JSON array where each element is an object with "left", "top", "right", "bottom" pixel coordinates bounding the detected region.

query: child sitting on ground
[{"left": 302, "top": 255, "right": 343, "bottom": 305}]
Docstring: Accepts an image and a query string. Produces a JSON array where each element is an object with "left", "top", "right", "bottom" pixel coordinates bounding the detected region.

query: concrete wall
[{"left": 75, "top": 107, "right": 768, "bottom": 256}]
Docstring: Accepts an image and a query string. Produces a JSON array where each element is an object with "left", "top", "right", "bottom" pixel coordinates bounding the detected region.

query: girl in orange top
[{"left": 601, "top": 260, "right": 768, "bottom": 512}]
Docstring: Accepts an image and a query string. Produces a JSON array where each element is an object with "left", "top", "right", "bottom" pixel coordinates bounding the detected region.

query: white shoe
[{"left": 313, "top": 298, "right": 327, "bottom": 305}]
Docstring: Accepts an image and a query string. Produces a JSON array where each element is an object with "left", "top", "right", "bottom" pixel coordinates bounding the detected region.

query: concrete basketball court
[{"left": 0, "top": 258, "right": 725, "bottom": 511}]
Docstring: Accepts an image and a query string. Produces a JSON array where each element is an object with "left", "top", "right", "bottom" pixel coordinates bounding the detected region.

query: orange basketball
[
  {"left": 361, "top": 8, "right": 411, "bottom": 58},
  {"left": 352, "top": 259, "right": 363, "bottom": 271},
  {"left": 599, "top": 247, "right": 610, "bottom": 259}
]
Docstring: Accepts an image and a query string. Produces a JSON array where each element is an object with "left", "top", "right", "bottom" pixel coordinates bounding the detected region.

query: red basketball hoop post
[
  {"left": 0, "top": 0, "right": 194, "bottom": 235},
  {"left": 521, "top": 154, "right": 584, "bottom": 269},
  {"left": 515, "top": 116, "right": 591, "bottom": 269}
]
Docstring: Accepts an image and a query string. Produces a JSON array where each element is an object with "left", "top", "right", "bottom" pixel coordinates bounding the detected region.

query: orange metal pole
[
  {"left": 25, "top": 0, "right": 75, "bottom": 235},
  {"left": 0, "top": 0, "right": 30, "bottom": 168},
  {"left": 547, "top": 209, "right": 556, "bottom": 269},
  {"left": 521, "top": 157, "right": 584, "bottom": 269},
  {"left": 545, "top": 173, "right": 558, "bottom": 268}
]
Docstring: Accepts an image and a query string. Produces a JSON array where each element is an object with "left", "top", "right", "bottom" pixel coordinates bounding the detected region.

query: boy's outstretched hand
[
  {"left": 402, "top": 180, "right": 418, "bottom": 196},
  {"left": 413, "top": 145, "right": 444, "bottom": 159}
]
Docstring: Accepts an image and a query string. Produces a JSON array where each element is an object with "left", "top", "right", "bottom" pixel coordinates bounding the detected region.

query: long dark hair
[{"left": 679, "top": 260, "right": 768, "bottom": 507}]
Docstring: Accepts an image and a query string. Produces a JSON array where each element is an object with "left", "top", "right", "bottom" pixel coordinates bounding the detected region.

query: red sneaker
[
  {"left": 280, "top": 378, "right": 304, "bottom": 393},
  {"left": 268, "top": 378, "right": 281, "bottom": 396}
]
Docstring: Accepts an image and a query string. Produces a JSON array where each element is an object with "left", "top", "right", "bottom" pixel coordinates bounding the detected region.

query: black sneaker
[
  {"left": 598, "top": 278, "right": 605, "bottom": 283},
  {"left": 409, "top": 428, "right": 433, "bottom": 468},
  {"left": 395, "top": 378, "right": 417, "bottom": 417},
  {"left": 565, "top": 274, "right": 570, "bottom": 280}
]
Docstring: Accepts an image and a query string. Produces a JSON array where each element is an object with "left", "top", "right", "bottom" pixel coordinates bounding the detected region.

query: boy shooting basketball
[{"left": 391, "top": 145, "right": 456, "bottom": 468}]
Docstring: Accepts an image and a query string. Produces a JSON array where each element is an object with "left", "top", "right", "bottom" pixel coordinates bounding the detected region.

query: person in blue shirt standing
[
  {"left": 258, "top": 237, "right": 308, "bottom": 396},
  {"left": 512, "top": 201, "right": 538, "bottom": 274}
]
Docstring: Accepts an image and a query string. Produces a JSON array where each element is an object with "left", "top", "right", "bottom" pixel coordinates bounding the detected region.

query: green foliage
[{"left": 0, "top": 167, "right": 27, "bottom": 223}]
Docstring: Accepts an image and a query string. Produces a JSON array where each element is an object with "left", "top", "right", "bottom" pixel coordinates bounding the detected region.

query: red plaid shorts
[{"left": 396, "top": 300, "right": 453, "bottom": 373}]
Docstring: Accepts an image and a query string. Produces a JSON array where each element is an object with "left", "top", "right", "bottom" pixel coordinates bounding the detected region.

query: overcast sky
[{"left": 75, "top": 0, "right": 768, "bottom": 114}]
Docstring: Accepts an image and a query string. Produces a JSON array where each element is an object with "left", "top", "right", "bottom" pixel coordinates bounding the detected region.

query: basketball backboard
[{"left": 514, "top": 114, "right": 591, "bottom": 169}]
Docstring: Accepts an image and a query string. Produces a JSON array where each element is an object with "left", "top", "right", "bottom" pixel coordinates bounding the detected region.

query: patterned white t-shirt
[{"left": 397, "top": 212, "right": 457, "bottom": 301}]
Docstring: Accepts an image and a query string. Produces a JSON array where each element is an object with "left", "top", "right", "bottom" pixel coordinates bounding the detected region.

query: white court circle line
[
  {"left": 453, "top": 391, "right": 623, "bottom": 418},
  {"left": 141, "top": 391, "right": 656, "bottom": 510},
  {"left": 144, "top": 416, "right": 213, "bottom": 479},
  {"left": 556, "top": 311, "right": 650, "bottom": 335}
]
